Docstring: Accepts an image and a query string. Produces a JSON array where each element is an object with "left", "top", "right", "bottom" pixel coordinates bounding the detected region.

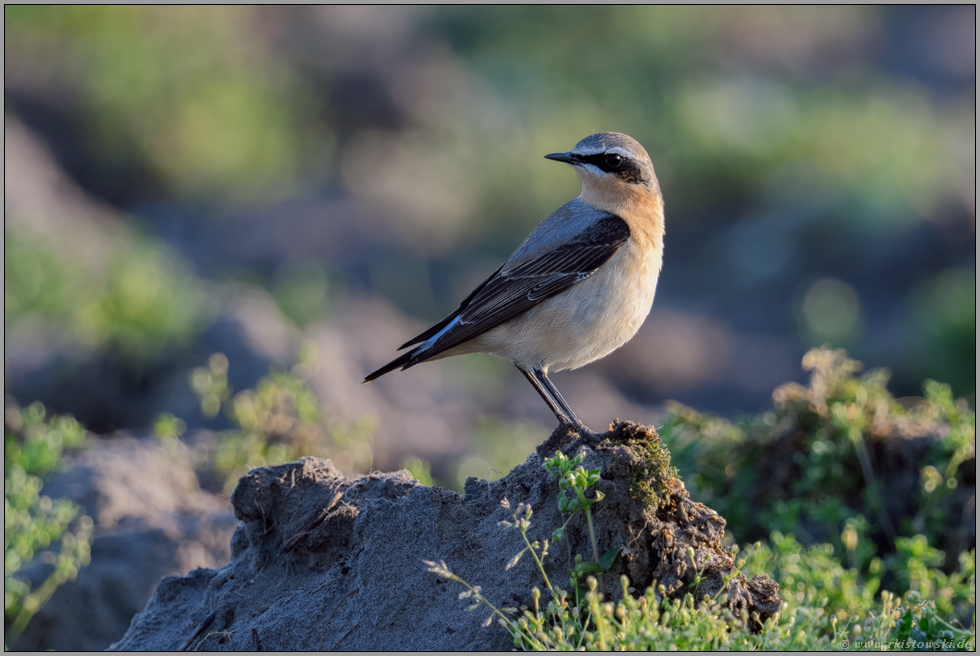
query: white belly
[{"left": 471, "top": 240, "right": 661, "bottom": 372}]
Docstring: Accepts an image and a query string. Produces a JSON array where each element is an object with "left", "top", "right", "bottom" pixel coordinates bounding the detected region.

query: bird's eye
[{"left": 605, "top": 153, "right": 622, "bottom": 168}]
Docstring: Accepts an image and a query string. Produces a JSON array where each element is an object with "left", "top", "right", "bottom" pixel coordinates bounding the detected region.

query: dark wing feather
[
  {"left": 399, "top": 264, "right": 504, "bottom": 349},
  {"left": 407, "top": 214, "right": 630, "bottom": 364}
]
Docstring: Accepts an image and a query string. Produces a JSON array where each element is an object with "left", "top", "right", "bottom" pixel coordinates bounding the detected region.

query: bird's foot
[
  {"left": 559, "top": 416, "right": 593, "bottom": 438},
  {"left": 536, "top": 417, "right": 598, "bottom": 457}
]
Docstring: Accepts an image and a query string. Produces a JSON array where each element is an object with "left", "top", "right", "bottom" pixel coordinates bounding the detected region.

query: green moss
[{"left": 611, "top": 421, "right": 681, "bottom": 510}]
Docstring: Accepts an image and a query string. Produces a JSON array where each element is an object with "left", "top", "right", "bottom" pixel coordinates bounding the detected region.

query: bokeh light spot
[{"left": 801, "top": 278, "right": 861, "bottom": 342}]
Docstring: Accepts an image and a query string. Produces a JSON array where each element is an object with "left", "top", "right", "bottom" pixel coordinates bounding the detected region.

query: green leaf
[
  {"left": 600, "top": 543, "right": 622, "bottom": 572},
  {"left": 574, "top": 562, "right": 602, "bottom": 574}
]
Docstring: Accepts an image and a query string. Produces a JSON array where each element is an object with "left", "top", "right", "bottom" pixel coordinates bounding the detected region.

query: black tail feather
[
  {"left": 363, "top": 349, "right": 419, "bottom": 383},
  {"left": 399, "top": 315, "right": 455, "bottom": 350}
]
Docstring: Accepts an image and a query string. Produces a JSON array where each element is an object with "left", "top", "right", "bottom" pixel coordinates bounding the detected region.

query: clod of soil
[{"left": 112, "top": 421, "right": 779, "bottom": 651}]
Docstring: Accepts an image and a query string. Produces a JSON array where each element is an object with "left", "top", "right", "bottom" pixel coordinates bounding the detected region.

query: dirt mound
[{"left": 112, "top": 421, "right": 779, "bottom": 651}]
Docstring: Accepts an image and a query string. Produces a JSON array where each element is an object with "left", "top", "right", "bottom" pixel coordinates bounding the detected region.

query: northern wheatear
[{"left": 364, "top": 132, "right": 665, "bottom": 434}]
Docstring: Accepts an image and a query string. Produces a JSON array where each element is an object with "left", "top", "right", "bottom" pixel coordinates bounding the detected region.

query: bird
[{"left": 363, "top": 132, "right": 665, "bottom": 435}]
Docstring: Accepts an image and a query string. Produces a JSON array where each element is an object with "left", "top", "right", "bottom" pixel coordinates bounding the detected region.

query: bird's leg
[
  {"left": 517, "top": 365, "right": 590, "bottom": 435},
  {"left": 535, "top": 367, "right": 591, "bottom": 434},
  {"left": 518, "top": 366, "right": 570, "bottom": 424}
]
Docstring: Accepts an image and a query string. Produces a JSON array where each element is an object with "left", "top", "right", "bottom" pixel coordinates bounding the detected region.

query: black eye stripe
[
  {"left": 578, "top": 153, "right": 616, "bottom": 170},
  {"left": 577, "top": 153, "right": 645, "bottom": 184}
]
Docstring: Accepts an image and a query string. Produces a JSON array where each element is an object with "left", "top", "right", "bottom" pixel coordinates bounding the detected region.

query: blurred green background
[{"left": 4, "top": 6, "right": 975, "bottom": 477}]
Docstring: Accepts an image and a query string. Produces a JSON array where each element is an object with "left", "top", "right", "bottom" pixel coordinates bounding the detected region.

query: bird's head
[{"left": 545, "top": 132, "right": 661, "bottom": 214}]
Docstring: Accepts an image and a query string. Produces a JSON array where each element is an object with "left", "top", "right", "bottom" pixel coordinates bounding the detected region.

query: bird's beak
[{"left": 544, "top": 151, "right": 581, "bottom": 165}]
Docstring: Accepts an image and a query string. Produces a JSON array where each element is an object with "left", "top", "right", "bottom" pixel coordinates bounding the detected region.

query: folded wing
[{"left": 362, "top": 214, "right": 630, "bottom": 382}]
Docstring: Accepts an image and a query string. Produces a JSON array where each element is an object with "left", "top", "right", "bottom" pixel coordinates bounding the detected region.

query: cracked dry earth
[{"left": 112, "top": 421, "right": 779, "bottom": 651}]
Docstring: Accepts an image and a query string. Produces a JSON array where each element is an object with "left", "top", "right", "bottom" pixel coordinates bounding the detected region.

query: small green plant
[
  {"left": 738, "top": 532, "right": 974, "bottom": 651},
  {"left": 662, "top": 347, "right": 974, "bottom": 570},
  {"left": 4, "top": 401, "right": 93, "bottom": 640},
  {"left": 542, "top": 451, "right": 621, "bottom": 587},
  {"left": 425, "top": 457, "right": 623, "bottom": 649},
  {"left": 400, "top": 456, "right": 435, "bottom": 487},
  {"left": 424, "top": 497, "right": 581, "bottom": 651},
  {"left": 181, "top": 347, "right": 375, "bottom": 492},
  {"left": 152, "top": 412, "right": 190, "bottom": 462},
  {"left": 887, "top": 591, "right": 976, "bottom": 652}
]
